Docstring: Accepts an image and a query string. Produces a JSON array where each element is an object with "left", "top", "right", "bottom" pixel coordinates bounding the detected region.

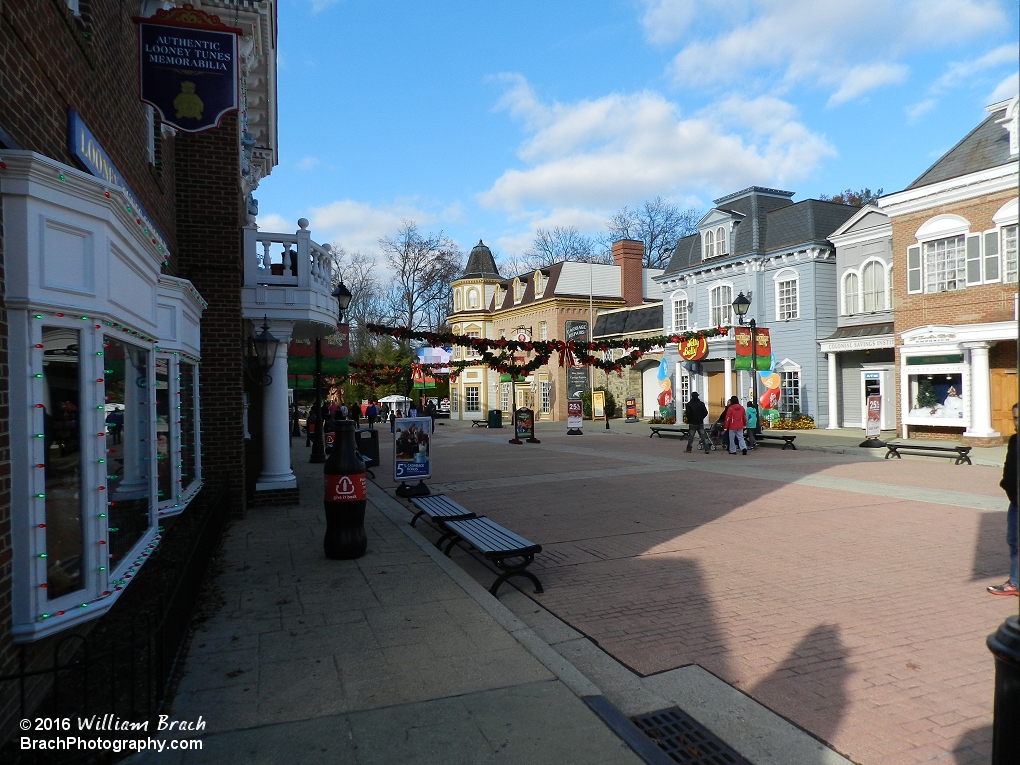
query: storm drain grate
[{"left": 630, "top": 707, "right": 752, "bottom": 764}]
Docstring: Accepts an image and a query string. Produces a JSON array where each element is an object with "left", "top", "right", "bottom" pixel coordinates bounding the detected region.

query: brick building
[
  {"left": 879, "top": 96, "right": 1019, "bottom": 443},
  {"left": 0, "top": 0, "right": 338, "bottom": 736},
  {"left": 447, "top": 240, "right": 661, "bottom": 422}
]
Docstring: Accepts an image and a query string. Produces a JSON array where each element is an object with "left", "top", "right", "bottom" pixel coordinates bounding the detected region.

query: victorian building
[
  {"left": 654, "top": 187, "right": 858, "bottom": 424},
  {"left": 447, "top": 240, "right": 660, "bottom": 422},
  {"left": 879, "top": 96, "right": 1019, "bottom": 444}
]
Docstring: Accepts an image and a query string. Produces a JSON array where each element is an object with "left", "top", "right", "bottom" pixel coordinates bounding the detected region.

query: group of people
[{"left": 682, "top": 393, "right": 760, "bottom": 455}]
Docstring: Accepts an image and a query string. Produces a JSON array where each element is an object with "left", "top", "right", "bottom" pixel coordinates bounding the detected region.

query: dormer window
[
  {"left": 716, "top": 227, "right": 727, "bottom": 256},
  {"left": 534, "top": 270, "right": 547, "bottom": 297},
  {"left": 513, "top": 278, "right": 524, "bottom": 303},
  {"left": 704, "top": 230, "right": 715, "bottom": 258}
]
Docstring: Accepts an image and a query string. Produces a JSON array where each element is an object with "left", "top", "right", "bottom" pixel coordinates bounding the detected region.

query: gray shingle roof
[
  {"left": 462, "top": 240, "right": 501, "bottom": 279},
  {"left": 593, "top": 304, "right": 663, "bottom": 338},
  {"left": 907, "top": 106, "right": 1012, "bottom": 190},
  {"left": 662, "top": 190, "right": 858, "bottom": 276}
]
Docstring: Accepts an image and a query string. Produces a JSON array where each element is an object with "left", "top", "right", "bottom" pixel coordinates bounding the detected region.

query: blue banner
[
  {"left": 138, "top": 22, "right": 238, "bottom": 133},
  {"left": 68, "top": 110, "right": 169, "bottom": 256}
]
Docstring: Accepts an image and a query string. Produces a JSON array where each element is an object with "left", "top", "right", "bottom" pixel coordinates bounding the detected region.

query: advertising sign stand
[
  {"left": 511, "top": 408, "right": 540, "bottom": 445},
  {"left": 860, "top": 393, "right": 885, "bottom": 448},
  {"left": 625, "top": 397, "right": 638, "bottom": 423},
  {"left": 567, "top": 399, "right": 583, "bottom": 436},
  {"left": 392, "top": 417, "right": 432, "bottom": 497}
]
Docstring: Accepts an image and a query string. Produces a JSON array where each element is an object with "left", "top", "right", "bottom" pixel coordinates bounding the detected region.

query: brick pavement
[{"left": 377, "top": 421, "right": 1017, "bottom": 765}]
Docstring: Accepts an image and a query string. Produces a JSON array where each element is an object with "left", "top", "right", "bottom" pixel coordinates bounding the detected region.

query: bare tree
[
  {"left": 327, "top": 244, "right": 386, "bottom": 355},
  {"left": 523, "top": 226, "right": 609, "bottom": 269},
  {"left": 606, "top": 197, "right": 701, "bottom": 269},
  {"left": 380, "top": 220, "right": 462, "bottom": 332}
]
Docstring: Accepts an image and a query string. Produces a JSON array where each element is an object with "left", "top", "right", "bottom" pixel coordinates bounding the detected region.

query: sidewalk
[{"left": 134, "top": 441, "right": 645, "bottom": 765}]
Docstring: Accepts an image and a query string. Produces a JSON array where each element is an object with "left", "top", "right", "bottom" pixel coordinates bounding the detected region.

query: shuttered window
[
  {"left": 984, "top": 230, "right": 1000, "bottom": 282},
  {"left": 1003, "top": 225, "right": 1018, "bottom": 284},
  {"left": 906, "top": 245, "right": 922, "bottom": 293},
  {"left": 965, "top": 233, "right": 982, "bottom": 285},
  {"left": 923, "top": 236, "right": 965, "bottom": 293}
]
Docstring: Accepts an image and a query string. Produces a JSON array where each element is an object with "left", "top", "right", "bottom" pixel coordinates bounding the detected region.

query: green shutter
[
  {"left": 984, "top": 230, "right": 1000, "bottom": 282},
  {"left": 907, "top": 245, "right": 921, "bottom": 293},
  {"left": 966, "top": 233, "right": 982, "bottom": 285}
]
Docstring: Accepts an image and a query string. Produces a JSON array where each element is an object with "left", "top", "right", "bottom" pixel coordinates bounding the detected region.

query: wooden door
[
  {"left": 706, "top": 372, "right": 724, "bottom": 422},
  {"left": 991, "top": 369, "right": 1018, "bottom": 436}
]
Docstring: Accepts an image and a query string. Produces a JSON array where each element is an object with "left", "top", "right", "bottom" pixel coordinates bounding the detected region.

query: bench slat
[{"left": 443, "top": 517, "right": 541, "bottom": 557}]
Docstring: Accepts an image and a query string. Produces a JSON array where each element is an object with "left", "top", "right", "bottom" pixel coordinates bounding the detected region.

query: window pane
[
  {"left": 778, "top": 279, "right": 798, "bottom": 320},
  {"left": 780, "top": 371, "right": 800, "bottom": 414},
  {"left": 43, "top": 327, "right": 85, "bottom": 599},
  {"left": 710, "top": 286, "right": 732, "bottom": 326},
  {"left": 181, "top": 362, "right": 197, "bottom": 491},
  {"left": 1005, "top": 226, "right": 1018, "bottom": 284},
  {"left": 673, "top": 299, "right": 687, "bottom": 331},
  {"left": 862, "top": 262, "right": 886, "bottom": 311},
  {"left": 844, "top": 274, "right": 859, "bottom": 315},
  {"left": 155, "top": 358, "right": 171, "bottom": 505},
  {"left": 465, "top": 386, "right": 480, "bottom": 412},
  {"left": 104, "top": 338, "right": 152, "bottom": 568},
  {"left": 924, "top": 236, "right": 965, "bottom": 292}
]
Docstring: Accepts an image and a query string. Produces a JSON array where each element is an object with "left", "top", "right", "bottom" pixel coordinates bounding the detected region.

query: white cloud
[
  {"left": 659, "top": 0, "right": 1004, "bottom": 104},
  {"left": 255, "top": 213, "right": 292, "bottom": 233},
  {"left": 295, "top": 156, "right": 320, "bottom": 171},
  {"left": 479, "top": 77, "right": 834, "bottom": 213},
  {"left": 932, "top": 44, "right": 1019, "bottom": 92},
  {"left": 306, "top": 199, "right": 433, "bottom": 255},
  {"left": 905, "top": 99, "right": 938, "bottom": 123},
  {"left": 989, "top": 72, "right": 1020, "bottom": 103}
]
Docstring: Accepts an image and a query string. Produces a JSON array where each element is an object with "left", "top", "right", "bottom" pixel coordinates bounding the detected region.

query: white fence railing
[{"left": 242, "top": 218, "right": 333, "bottom": 297}]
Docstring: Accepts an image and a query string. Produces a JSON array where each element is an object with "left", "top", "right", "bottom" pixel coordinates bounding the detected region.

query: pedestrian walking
[
  {"left": 338, "top": 402, "right": 349, "bottom": 420},
  {"left": 723, "top": 395, "right": 748, "bottom": 455},
  {"left": 683, "top": 392, "right": 711, "bottom": 454},
  {"left": 988, "top": 403, "right": 1019, "bottom": 596},
  {"left": 745, "top": 400, "right": 759, "bottom": 450},
  {"left": 365, "top": 401, "right": 378, "bottom": 429},
  {"left": 350, "top": 401, "right": 362, "bottom": 428}
]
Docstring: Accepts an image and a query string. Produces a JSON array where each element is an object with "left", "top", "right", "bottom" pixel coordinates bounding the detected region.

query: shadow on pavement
[
  {"left": 953, "top": 724, "right": 993, "bottom": 764},
  {"left": 972, "top": 511, "right": 1010, "bottom": 580},
  {"left": 749, "top": 624, "right": 850, "bottom": 754}
]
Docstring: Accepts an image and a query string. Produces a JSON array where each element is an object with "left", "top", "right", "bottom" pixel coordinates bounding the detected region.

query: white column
[
  {"left": 963, "top": 342, "right": 998, "bottom": 438},
  {"left": 723, "top": 357, "right": 733, "bottom": 404},
  {"left": 257, "top": 324, "right": 297, "bottom": 490},
  {"left": 826, "top": 352, "right": 839, "bottom": 429}
]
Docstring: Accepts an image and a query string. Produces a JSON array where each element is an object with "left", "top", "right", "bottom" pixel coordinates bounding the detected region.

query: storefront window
[
  {"left": 42, "top": 327, "right": 85, "bottom": 599},
  {"left": 181, "top": 361, "right": 197, "bottom": 492},
  {"left": 908, "top": 373, "right": 965, "bottom": 421},
  {"left": 780, "top": 371, "right": 801, "bottom": 414},
  {"left": 155, "top": 358, "right": 171, "bottom": 505},
  {"left": 465, "top": 386, "right": 480, "bottom": 412},
  {"left": 104, "top": 337, "right": 152, "bottom": 569}
]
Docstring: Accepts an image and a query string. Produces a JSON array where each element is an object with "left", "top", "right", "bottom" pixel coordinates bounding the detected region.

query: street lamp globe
[
  {"left": 732, "top": 292, "right": 751, "bottom": 324},
  {"left": 332, "top": 281, "right": 352, "bottom": 318}
]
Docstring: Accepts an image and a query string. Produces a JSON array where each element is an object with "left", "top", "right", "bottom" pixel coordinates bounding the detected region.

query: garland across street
[{"left": 364, "top": 323, "right": 729, "bottom": 379}]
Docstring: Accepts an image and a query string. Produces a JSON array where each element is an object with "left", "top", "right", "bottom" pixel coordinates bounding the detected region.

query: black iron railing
[{"left": 0, "top": 481, "right": 230, "bottom": 764}]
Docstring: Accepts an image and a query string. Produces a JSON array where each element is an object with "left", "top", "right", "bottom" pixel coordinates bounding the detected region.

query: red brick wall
[
  {"left": 612, "top": 239, "right": 645, "bottom": 308},
  {"left": 891, "top": 187, "right": 1019, "bottom": 439},
  {"left": 0, "top": 0, "right": 177, "bottom": 250},
  {"left": 173, "top": 118, "right": 247, "bottom": 516}
]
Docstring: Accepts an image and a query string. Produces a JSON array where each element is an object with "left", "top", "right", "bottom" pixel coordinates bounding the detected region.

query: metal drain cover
[{"left": 630, "top": 707, "right": 752, "bottom": 764}]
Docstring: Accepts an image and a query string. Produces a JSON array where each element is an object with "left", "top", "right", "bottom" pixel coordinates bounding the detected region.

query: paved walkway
[
  {"left": 134, "top": 441, "right": 645, "bottom": 765},
  {"left": 370, "top": 418, "right": 1016, "bottom": 765}
]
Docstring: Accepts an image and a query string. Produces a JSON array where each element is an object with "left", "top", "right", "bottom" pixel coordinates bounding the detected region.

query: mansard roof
[{"left": 593, "top": 303, "right": 663, "bottom": 338}]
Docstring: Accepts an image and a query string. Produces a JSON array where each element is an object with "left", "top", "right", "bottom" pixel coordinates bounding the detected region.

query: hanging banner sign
[
  {"left": 134, "top": 5, "right": 242, "bottom": 133},
  {"left": 754, "top": 328, "right": 772, "bottom": 364},
  {"left": 393, "top": 417, "right": 432, "bottom": 480},
  {"left": 733, "top": 327, "right": 752, "bottom": 371},
  {"left": 678, "top": 333, "right": 708, "bottom": 362}
]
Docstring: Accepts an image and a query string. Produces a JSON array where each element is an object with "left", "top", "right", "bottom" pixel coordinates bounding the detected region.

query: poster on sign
[
  {"left": 567, "top": 400, "right": 583, "bottom": 434},
  {"left": 393, "top": 417, "right": 432, "bottom": 480},
  {"left": 625, "top": 397, "right": 637, "bottom": 422},
  {"left": 592, "top": 390, "right": 606, "bottom": 420},
  {"left": 866, "top": 395, "right": 882, "bottom": 438}
]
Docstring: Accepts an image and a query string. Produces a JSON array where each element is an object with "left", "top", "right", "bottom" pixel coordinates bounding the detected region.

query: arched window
[
  {"left": 468, "top": 289, "right": 478, "bottom": 309},
  {"left": 513, "top": 278, "right": 524, "bottom": 303},
  {"left": 774, "top": 268, "right": 799, "bottom": 321},
  {"left": 671, "top": 292, "right": 688, "bottom": 332},
  {"left": 716, "top": 227, "right": 727, "bottom": 256},
  {"left": 534, "top": 270, "right": 547, "bottom": 296},
  {"left": 843, "top": 273, "right": 859, "bottom": 315},
  {"left": 454, "top": 290, "right": 462, "bottom": 312},
  {"left": 709, "top": 284, "right": 732, "bottom": 326},
  {"left": 861, "top": 261, "right": 886, "bottom": 312},
  {"left": 704, "top": 230, "right": 715, "bottom": 259}
]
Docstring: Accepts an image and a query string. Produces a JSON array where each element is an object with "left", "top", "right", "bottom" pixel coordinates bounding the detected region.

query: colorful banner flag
[
  {"left": 754, "top": 328, "right": 771, "bottom": 363},
  {"left": 287, "top": 329, "right": 349, "bottom": 376},
  {"left": 733, "top": 327, "right": 752, "bottom": 370}
]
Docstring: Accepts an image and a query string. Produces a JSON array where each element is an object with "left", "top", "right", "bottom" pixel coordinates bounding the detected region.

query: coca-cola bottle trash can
[{"left": 323, "top": 420, "right": 367, "bottom": 559}]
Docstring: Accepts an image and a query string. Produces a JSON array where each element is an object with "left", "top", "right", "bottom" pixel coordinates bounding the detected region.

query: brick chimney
[{"left": 612, "top": 239, "right": 645, "bottom": 307}]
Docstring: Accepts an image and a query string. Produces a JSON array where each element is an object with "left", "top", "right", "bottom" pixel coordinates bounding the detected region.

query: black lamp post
[
  {"left": 311, "top": 281, "right": 353, "bottom": 464},
  {"left": 731, "top": 292, "right": 758, "bottom": 410}
]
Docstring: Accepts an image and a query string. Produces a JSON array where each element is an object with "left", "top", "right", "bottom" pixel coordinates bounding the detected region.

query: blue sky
[{"left": 256, "top": 0, "right": 1019, "bottom": 266}]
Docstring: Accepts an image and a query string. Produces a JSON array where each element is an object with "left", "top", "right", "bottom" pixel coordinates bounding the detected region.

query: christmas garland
[{"left": 366, "top": 323, "right": 729, "bottom": 377}]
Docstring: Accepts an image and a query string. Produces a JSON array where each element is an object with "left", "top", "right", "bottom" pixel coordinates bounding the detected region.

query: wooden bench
[
  {"left": 649, "top": 426, "right": 689, "bottom": 438},
  {"left": 756, "top": 433, "right": 797, "bottom": 450},
  {"left": 884, "top": 442, "right": 972, "bottom": 465},
  {"left": 408, "top": 494, "right": 476, "bottom": 530},
  {"left": 438, "top": 516, "right": 544, "bottom": 597}
]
